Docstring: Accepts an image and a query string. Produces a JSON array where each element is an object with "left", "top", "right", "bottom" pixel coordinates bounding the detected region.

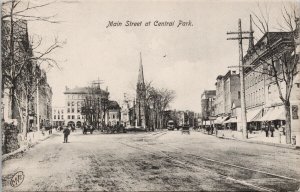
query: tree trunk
[
  {"left": 284, "top": 102, "right": 292, "bottom": 144},
  {"left": 24, "top": 98, "right": 29, "bottom": 138},
  {"left": 10, "top": 86, "right": 18, "bottom": 119}
]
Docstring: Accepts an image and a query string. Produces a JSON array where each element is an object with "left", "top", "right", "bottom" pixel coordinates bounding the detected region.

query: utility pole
[
  {"left": 91, "top": 78, "right": 104, "bottom": 130},
  {"left": 227, "top": 19, "right": 252, "bottom": 139}
]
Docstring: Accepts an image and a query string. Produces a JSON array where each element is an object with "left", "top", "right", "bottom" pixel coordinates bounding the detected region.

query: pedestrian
[
  {"left": 270, "top": 125, "right": 274, "bottom": 137},
  {"left": 249, "top": 124, "right": 253, "bottom": 134},
  {"left": 63, "top": 126, "right": 71, "bottom": 143},
  {"left": 41, "top": 126, "right": 45, "bottom": 136},
  {"left": 265, "top": 123, "right": 269, "bottom": 137}
]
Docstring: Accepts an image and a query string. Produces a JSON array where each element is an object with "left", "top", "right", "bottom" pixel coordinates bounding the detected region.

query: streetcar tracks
[
  {"left": 120, "top": 141, "right": 299, "bottom": 192},
  {"left": 163, "top": 143, "right": 300, "bottom": 182}
]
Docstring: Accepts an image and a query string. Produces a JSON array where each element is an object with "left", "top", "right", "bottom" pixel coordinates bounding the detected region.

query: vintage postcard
[{"left": 1, "top": 0, "right": 300, "bottom": 191}]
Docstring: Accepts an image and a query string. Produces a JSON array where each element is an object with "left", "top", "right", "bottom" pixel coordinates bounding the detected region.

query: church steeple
[
  {"left": 135, "top": 52, "right": 146, "bottom": 129},
  {"left": 137, "top": 52, "right": 145, "bottom": 86},
  {"left": 248, "top": 15, "right": 255, "bottom": 51}
]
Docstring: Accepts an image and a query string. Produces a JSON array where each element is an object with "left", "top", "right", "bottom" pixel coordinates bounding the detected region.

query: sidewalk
[
  {"left": 215, "top": 129, "right": 298, "bottom": 149},
  {"left": 2, "top": 129, "right": 58, "bottom": 161}
]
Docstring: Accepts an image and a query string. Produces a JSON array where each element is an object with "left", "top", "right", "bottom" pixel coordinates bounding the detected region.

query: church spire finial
[{"left": 248, "top": 14, "right": 255, "bottom": 51}]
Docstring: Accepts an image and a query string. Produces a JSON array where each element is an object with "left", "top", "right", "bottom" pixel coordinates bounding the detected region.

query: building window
[
  {"left": 77, "top": 108, "right": 81, "bottom": 113},
  {"left": 61, "top": 110, "right": 64, "bottom": 114},
  {"left": 113, "top": 114, "right": 115, "bottom": 119},
  {"left": 77, "top": 115, "right": 80, "bottom": 119},
  {"left": 62, "top": 115, "right": 64, "bottom": 119},
  {"left": 296, "top": 83, "right": 300, "bottom": 88},
  {"left": 54, "top": 115, "right": 56, "bottom": 119},
  {"left": 58, "top": 116, "right": 60, "bottom": 120},
  {"left": 67, "top": 108, "right": 70, "bottom": 113},
  {"left": 72, "top": 101, "right": 74, "bottom": 106},
  {"left": 71, "top": 108, "right": 74, "bottom": 113},
  {"left": 68, "top": 102, "right": 70, "bottom": 106},
  {"left": 68, "top": 115, "right": 70, "bottom": 119},
  {"left": 72, "top": 115, "right": 75, "bottom": 119}
]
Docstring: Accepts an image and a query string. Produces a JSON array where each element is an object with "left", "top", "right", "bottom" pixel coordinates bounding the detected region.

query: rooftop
[{"left": 64, "top": 86, "right": 109, "bottom": 95}]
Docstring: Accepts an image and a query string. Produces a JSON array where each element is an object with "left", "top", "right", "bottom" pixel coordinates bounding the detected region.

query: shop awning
[
  {"left": 259, "top": 107, "right": 285, "bottom": 121},
  {"left": 223, "top": 117, "right": 237, "bottom": 124},
  {"left": 246, "top": 108, "right": 262, "bottom": 122},
  {"left": 214, "top": 116, "right": 229, "bottom": 124}
]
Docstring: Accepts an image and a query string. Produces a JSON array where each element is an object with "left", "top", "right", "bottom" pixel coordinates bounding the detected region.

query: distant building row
[{"left": 52, "top": 86, "right": 121, "bottom": 127}]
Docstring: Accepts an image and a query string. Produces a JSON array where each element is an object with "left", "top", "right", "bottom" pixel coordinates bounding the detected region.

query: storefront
[
  {"left": 258, "top": 106, "right": 286, "bottom": 133},
  {"left": 246, "top": 108, "right": 263, "bottom": 131},
  {"left": 213, "top": 116, "right": 229, "bottom": 129},
  {"left": 223, "top": 117, "right": 237, "bottom": 130}
]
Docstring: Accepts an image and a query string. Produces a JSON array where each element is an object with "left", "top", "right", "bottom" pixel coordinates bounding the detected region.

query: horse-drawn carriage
[
  {"left": 83, "top": 125, "right": 94, "bottom": 134},
  {"left": 103, "top": 125, "right": 125, "bottom": 134}
]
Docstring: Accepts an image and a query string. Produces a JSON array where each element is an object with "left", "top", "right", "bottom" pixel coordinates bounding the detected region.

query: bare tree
[
  {"left": 251, "top": 2, "right": 299, "bottom": 144},
  {"left": 1, "top": 0, "right": 64, "bottom": 135},
  {"left": 145, "top": 83, "right": 176, "bottom": 129}
]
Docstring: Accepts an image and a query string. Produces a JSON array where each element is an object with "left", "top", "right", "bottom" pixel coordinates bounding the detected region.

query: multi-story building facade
[
  {"left": 224, "top": 71, "right": 241, "bottom": 114},
  {"left": 201, "top": 90, "right": 216, "bottom": 125},
  {"left": 215, "top": 75, "right": 225, "bottom": 116},
  {"left": 214, "top": 70, "right": 240, "bottom": 129},
  {"left": 52, "top": 107, "right": 65, "bottom": 126},
  {"left": 243, "top": 18, "right": 300, "bottom": 141},
  {"left": 2, "top": 20, "right": 52, "bottom": 132},
  {"left": 38, "top": 70, "right": 53, "bottom": 128},
  {"left": 63, "top": 86, "right": 109, "bottom": 127},
  {"left": 105, "top": 100, "right": 121, "bottom": 126}
]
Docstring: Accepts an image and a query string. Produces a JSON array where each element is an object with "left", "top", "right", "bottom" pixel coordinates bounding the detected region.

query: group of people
[{"left": 264, "top": 124, "right": 285, "bottom": 137}]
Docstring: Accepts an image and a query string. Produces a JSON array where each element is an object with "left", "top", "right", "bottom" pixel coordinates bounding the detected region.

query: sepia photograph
[{"left": 1, "top": 0, "right": 300, "bottom": 191}]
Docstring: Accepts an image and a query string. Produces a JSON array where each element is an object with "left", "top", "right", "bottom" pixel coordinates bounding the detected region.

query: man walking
[
  {"left": 63, "top": 126, "right": 71, "bottom": 143},
  {"left": 270, "top": 125, "right": 275, "bottom": 137},
  {"left": 265, "top": 123, "right": 270, "bottom": 137}
]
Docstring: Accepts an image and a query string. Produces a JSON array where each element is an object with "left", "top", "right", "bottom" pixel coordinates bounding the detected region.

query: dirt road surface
[{"left": 2, "top": 130, "right": 300, "bottom": 191}]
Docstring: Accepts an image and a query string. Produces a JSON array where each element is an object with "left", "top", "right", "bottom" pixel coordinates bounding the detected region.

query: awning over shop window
[
  {"left": 223, "top": 117, "right": 237, "bottom": 124},
  {"left": 214, "top": 116, "right": 229, "bottom": 124},
  {"left": 259, "top": 106, "right": 285, "bottom": 121},
  {"left": 246, "top": 108, "right": 262, "bottom": 122}
]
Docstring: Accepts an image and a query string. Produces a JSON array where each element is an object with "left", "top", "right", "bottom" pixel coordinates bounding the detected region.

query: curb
[
  {"left": 2, "top": 133, "right": 58, "bottom": 161},
  {"left": 217, "top": 135, "right": 298, "bottom": 150}
]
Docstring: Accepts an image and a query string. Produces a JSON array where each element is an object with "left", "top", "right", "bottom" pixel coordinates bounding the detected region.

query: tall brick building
[{"left": 214, "top": 70, "right": 241, "bottom": 129}]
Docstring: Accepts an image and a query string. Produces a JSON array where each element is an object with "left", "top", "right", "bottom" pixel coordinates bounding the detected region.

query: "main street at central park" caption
[{"left": 105, "top": 20, "right": 193, "bottom": 28}]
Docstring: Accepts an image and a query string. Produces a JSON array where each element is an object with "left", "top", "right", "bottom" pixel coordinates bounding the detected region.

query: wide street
[{"left": 2, "top": 129, "right": 300, "bottom": 191}]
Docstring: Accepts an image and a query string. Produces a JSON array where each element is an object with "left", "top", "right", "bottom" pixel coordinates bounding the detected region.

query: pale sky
[{"left": 21, "top": 0, "right": 298, "bottom": 112}]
